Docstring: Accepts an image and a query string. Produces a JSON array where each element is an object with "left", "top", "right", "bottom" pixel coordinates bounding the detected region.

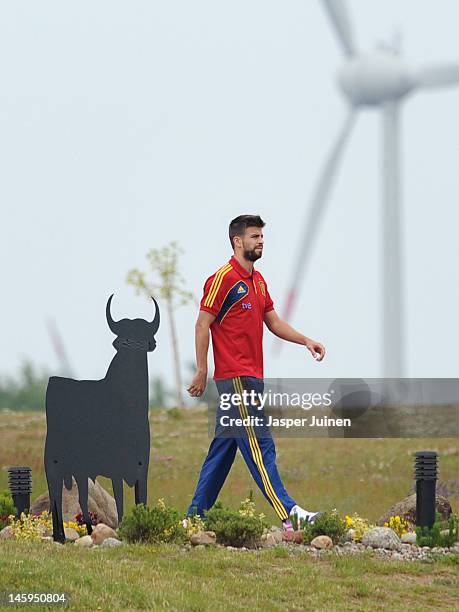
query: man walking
[{"left": 187, "top": 215, "right": 326, "bottom": 529}]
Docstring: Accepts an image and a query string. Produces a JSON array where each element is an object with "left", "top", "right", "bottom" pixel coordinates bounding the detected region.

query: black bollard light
[
  {"left": 414, "top": 451, "right": 437, "bottom": 529},
  {"left": 7, "top": 466, "right": 32, "bottom": 517}
]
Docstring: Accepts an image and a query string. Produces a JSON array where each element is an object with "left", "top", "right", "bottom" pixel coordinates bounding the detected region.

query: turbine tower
[{"left": 279, "top": 0, "right": 459, "bottom": 377}]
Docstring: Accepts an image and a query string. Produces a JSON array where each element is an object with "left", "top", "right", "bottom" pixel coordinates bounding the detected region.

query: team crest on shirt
[{"left": 258, "top": 280, "right": 266, "bottom": 297}]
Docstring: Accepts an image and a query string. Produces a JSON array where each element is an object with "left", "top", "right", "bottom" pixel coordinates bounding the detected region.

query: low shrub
[
  {"left": 8, "top": 510, "right": 109, "bottom": 539},
  {"left": 118, "top": 499, "right": 187, "bottom": 544},
  {"left": 416, "top": 512, "right": 459, "bottom": 548},
  {"left": 345, "top": 513, "right": 375, "bottom": 542},
  {"left": 182, "top": 512, "right": 206, "bottom": 538},
  {"left": 384, "top": 515, "right": 411, "bottom": 538},
  {"left": 64, "top": 520, "right": 87, "bottom": 537},
  {"left": 8, "top": 511, "right": 52, "bottom": 540},
  {"left": 75, "top": 511, "right": 99, "bottom": 527},
  {"left": 203, "top": 497, "right": 266, "bottom": 548},
  {"left": 0, "top": 490, "right": 16, "bottom": 530},
  {"left": 299, "top": 509, "right": 347, "bottom": 544}
]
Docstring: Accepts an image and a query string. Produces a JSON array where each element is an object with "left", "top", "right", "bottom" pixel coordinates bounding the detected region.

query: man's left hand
[{"left": 305, "top": 338, "right": 326, "bottom": 361}]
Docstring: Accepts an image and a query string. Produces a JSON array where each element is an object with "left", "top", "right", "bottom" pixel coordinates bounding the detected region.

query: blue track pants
[{"left": 187, "top": 376, "right": 296, "bottom": 520}]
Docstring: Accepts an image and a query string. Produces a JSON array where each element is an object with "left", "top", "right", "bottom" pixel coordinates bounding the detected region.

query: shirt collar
[{"left": 229, "top": 255, "right": 254, "bottom": 279}]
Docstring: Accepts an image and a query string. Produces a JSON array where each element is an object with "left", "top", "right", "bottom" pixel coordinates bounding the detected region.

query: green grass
[
  {"left": 0, "top": 410, "right": 457, "bottom": 523},
  {"left": 0, "top": 541, "right": 458, "bottom": 611},
  {"left": 1, "top": 410, "right": 458, "bottom": 610}
]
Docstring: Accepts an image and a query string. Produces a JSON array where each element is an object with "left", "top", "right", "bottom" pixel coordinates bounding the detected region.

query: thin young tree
[{"left": 127, "top": 242, "right": 194, "bottom": 409}]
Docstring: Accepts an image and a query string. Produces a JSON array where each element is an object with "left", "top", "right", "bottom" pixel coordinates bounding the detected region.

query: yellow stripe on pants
[{"left": 233, "top": 377, "right": 288, "bottom": 520}]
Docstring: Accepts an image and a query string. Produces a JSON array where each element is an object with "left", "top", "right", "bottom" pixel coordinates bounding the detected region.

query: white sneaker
[{"left": 289, "top": 505, "right": 322, "bottom": 525}]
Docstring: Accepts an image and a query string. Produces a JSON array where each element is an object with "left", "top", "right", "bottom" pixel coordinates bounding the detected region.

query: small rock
[
  {"left": 100, "top": 537, "right": 124, "bottom": 548},
  {"left": 74, "top": 535, "right": 94, "bottom": 548},
  {"left": 282, "top": 530, "right": 304, "bottom": 544},
  {"left": 0, "top": 526, "right": 14, "bottom": 540},
  {"left": 64, "top": 527, "right": 80, "bottom": 542},
  {"left": 190, "top": 531, "right": 217, "bottom": 546},
  {"left": 343, "top": 528, "right": 355, "bottom": 542},
  {"left": 311, "top": 535, "right": 333, "bottom": 550},
  {"left": 401, "top": 532, "right": 417, "bottom": 544},
  {"left": 362, "top": 527, "right": 402, "bottom": 551},
  {"left": 91, "top": 523, "right": 118, "bottom": 545},
  {"left": 36, "top": 524, "right": 53, "bottom": 538},
  {"left": 269, "top": 525, "right": 282, "bottom": 533},
  {"left": 264, "top": 532, "right": 283, "bottom": 547}
]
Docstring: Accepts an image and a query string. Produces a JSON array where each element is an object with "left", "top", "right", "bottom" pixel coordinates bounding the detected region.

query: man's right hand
[{"left": 187, "top": 370, "right": 208, "bottom": 397}]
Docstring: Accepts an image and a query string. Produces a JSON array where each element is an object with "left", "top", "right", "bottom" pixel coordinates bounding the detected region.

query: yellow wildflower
[{"left": 385, "top": 515, "right": 410, "bottom": 537}]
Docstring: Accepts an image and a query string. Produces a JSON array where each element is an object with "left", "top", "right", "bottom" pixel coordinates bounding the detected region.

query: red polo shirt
[{"left": 200, "top": 255, "right": 274, "bottom": 380}]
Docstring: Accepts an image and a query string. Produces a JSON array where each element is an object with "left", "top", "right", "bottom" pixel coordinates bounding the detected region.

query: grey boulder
[
  {"left": 362, "top": 527, "right": 402, "bottom": 551},
  {"left": 30, "top": 477, "right": 118, "bottom": 528}
]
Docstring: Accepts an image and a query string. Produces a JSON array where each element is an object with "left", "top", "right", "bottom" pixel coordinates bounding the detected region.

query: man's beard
[{"left": 243, "top": 247, "right": 262, "bottom": 262}]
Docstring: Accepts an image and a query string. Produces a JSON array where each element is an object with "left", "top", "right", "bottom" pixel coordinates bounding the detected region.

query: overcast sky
[{"left": 1, "top": 1, "right": 458, "bottom": 396}]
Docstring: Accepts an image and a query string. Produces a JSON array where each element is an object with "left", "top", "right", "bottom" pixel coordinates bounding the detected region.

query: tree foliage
[
  {"left": 0, "top": 360, "right": 170, "bottom": 411},
  {"left": 127, "top": 242, "right": 195, "bottom": 408},
  {"left": 127, "top": 241, "right": 194, "bottom": 308},
  {"left": 0, "top": 361, "right": 49, "bottom": 411}
]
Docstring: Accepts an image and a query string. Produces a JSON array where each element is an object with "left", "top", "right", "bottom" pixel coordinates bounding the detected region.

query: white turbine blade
[
  {"left": 46, "top": 317, "right": 74, "bottom": 378},
  {"left": 321, "top": 0, "right": 356, "bottom": 57},
  {"left": 274, "top": 110, "right": 357, "bottom": 353},
  {"left": 416, "top": 63, "right": 459, "bottom": 89}
]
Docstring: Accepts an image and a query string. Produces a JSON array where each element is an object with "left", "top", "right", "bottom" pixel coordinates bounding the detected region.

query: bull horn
[
  {"left": 149, "top": 296, "right": 160, "bottom": 334},
  {"left": 106, "top": 294, "right": 121, "bottom": 335}
]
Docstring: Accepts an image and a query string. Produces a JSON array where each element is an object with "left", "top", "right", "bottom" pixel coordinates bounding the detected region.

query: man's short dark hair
[{"left": 229, "top": 215, "right": 265, "bottom": 249}]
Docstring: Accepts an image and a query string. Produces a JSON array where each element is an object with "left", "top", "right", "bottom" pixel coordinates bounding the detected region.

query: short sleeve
[
  {"left": 264, "top": 281, "right": 274, "bottom": 314},
  {"left": 200, "top": 266, "right": 232, "bottom": 317}
]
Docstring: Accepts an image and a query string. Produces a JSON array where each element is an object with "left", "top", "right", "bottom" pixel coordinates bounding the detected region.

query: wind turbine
[
  {"left": 46, "top": 317, "right": 74, "bottom": 378},
  {"left": 279, "top": 0, "right": 459, "bottom": 377}
]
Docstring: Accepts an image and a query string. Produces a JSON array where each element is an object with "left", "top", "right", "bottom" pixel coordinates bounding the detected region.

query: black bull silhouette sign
[{"left": 44, "top": 294, "right": 160, "bottom": 543}]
